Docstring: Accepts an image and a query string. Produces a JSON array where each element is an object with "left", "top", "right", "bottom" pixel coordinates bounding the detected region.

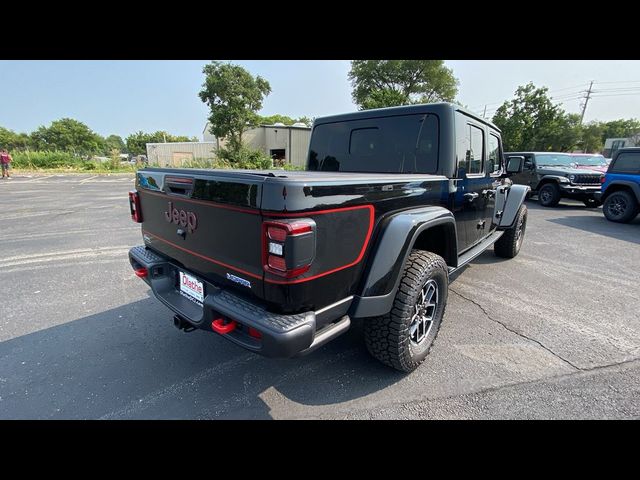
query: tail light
[
  {"left": 262, "top": 219, "right": 316, "bottom": 278},
  {"left": 129, "top": 190, "right": 142, "bottom": 223}
]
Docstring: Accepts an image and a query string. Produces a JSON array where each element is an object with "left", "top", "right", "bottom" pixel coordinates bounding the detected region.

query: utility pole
[{"left": 580, "top": 81, "right": 594, "bottom": 125}]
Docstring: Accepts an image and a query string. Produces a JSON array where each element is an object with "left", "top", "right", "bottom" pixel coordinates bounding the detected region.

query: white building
[
  {"left": 146, "top": 142, "right": 218, "bottom": 167},
  {"left": 203, "top": 122, "right": 312, "bottom": 167},
  {"left": 603, "top": 134, "right": 640, "bottom": 158}
]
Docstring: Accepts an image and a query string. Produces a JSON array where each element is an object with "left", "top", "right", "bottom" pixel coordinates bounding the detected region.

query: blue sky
[{"left": 1, "top": 60, "right": 640, "bottom": 140}]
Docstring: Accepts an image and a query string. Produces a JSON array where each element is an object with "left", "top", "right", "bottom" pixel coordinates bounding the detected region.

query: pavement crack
[{"left": 450, "top": 288, "right": 583, "bottom": 371}]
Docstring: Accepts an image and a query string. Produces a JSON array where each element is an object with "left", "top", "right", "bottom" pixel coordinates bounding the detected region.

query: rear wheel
[
  {"left": 494, "top": 204, "right": 527, "bottom": 258},
  {"left": 538, "top": 183, "right": 560, "bottom": 207},
  {"left": 364, "top": 250, "right": 448, "bottom": 373},
  {"left": 603, "top": 190, "right": 639, "bottom": 223},
  {"left": 583, "top": 198, "right": 602, "bottom": 208}
]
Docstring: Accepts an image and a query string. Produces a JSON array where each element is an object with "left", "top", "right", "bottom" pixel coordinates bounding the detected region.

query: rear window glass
[
  {"left": 611, "top": 153, "right": 640, "bottom": 173},
  {"left": 307, "top": 114, "right": 439, "bottom": 174}
]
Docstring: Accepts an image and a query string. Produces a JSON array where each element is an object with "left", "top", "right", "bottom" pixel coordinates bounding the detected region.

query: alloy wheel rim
[
  {"left": 410, "top": 279, "right": 438, "bottom": 345},
  {"left": 515, "top": 214, "right": 526, "bottom": 246},
  {"left": 540, "top": 189, "right": 551, "bottom": 203},
  {"left": 608, "top": 196, "right": 627, "bottom": 217}
]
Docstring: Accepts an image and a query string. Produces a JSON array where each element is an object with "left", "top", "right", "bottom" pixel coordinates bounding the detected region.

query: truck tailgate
[{"left": 136, "top": 170, "right": 266, "bottom": 298}]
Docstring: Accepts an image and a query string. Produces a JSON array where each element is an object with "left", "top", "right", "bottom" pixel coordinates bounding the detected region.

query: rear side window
[
  {"left": 307, "top": 114, "right": 439, "bottom": 174},
  {"left": 611, "top": 152, "right": 640, "bottom": 174},
  {"left": 487, "top": 133, "right": 501, "bottom": 175},
  {"left": 458, "top": 124, "right": 485, "bottom": 175}
]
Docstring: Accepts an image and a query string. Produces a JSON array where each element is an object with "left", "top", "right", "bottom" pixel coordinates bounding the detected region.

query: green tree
[
  {"left": 295, "top": 116, "right": 313, "bottom": 127},
  {"left": 104, "top": 134, "right": 126, "bottom": 154},
  {"left": 600, "top": 119, "right": 640, "bottom": 142},
  {"left": 258, "top": 114, "right": 296, "bottom": 125},
  {"left": 0, "top": 127, "right": 24, "bottom": 151},
  {"left": 30, "top": 118, "right": 105, "bottom": 156},
  {"left": 125, "top": 131, "right": 195, "bottom": 156},
  {"left": 580, "top": 121, "right": 605, "bottom": 153},
  {"left": 257, "top": 114, "right": 313, "bottom": 127},
  {"left": 348, "top": 60, "right": 458, "bottom": 110},
  {"left": 199, "top": 61, "right": 271, "bottom": 153},
  {"left": 492, "top": 83, "right": 579, "bottom": 152}
]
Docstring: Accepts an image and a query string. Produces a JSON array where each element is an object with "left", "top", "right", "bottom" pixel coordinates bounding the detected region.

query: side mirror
[{"left": 506, "top": 156, "right": 525, "bottom": 174}]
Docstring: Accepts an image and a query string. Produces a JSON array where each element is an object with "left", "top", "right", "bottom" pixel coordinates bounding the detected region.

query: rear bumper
[{"left": 129, "top": 246, "right": 347, "bottom": 358}]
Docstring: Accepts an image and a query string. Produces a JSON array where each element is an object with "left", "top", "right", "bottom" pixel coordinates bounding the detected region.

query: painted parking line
[{"left": 79, "top": 175, "right": 99, "bottom": 184}]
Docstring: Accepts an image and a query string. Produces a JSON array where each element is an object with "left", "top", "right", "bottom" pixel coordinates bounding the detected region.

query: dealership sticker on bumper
[{"left": 179, "top": 271, "right": 204, "bottom": 305}]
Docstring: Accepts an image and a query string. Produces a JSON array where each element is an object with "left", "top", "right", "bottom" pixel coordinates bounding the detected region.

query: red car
[{"left": 571, "top": 153, "right": 609, "bottom": 174}]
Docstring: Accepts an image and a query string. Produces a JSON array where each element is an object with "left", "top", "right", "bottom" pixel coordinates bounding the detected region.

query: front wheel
[
  {"left": 494, "top": 204, "right": 528, "bottom": 258},
  {"left": 603, "top": 191, "right": 639, "bottom": 223},
  {"left": 538, "top": 183, "right": 561, "bottom": 207},
  {"left": 364, "top": 250, "right": 448, "bottom": 373}
]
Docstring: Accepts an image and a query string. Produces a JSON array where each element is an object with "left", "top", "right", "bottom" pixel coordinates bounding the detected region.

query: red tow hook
[
  {"left": 211, "top": 318, "right": 237, "bottom": 334},
  {"left": 134, "top": 267, "right": 148, "bottom": 278}
]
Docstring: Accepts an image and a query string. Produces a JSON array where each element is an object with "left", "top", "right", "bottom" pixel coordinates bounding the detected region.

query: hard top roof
[{"left": 313, "top": 102, "right": 501, "bottom": 132}]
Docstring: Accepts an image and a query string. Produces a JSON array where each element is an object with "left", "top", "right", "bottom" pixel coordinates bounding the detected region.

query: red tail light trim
[
  {"left": 262, "top": 219, "right": 316, "bottom": 278},
  {"left": 263, "top": 205, "right": 375, "bottom": 285},
  {"left": 129, "top": 191, "right": 143, "bottom": 223}
]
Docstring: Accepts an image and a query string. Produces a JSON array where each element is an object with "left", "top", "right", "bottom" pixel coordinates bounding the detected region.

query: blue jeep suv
[{"left": 598, "top": 148, "right": 640, "bottom": 223}]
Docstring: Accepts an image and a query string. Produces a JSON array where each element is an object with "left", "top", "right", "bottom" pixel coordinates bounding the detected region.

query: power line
[
  {"left": 590, "top": 92, "right": 640, "bottom": 98},
  {"left": 592, "top": 79, "right": 640, "bottom": 85}
]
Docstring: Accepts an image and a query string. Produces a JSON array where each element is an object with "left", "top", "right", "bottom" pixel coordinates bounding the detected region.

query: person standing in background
[{"left": 1, "top": 149, "right": 12, "bottom": 179}]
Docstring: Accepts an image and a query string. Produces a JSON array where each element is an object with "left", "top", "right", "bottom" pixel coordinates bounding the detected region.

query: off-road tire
[
  {"left": 583, "top": 198, "right": 602, "bottom": 208},
  {"left": 364, "top": 250, "right": 448, "bottom": 373},
  {"left": 603, "top": 190, "right": 639, "bottom": 223},
  {"left": 538, "top": 183, "right": 561, "bottom": 207},
  {"left": 494, "top": 204, "right": 527, "bottom": 258}
]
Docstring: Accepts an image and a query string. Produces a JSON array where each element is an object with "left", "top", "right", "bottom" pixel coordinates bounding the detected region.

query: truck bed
[{"left": 135, "top": 167, "right": 448, "bottom": 313}]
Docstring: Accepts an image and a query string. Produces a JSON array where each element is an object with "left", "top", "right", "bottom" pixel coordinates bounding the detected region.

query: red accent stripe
[
  {"left": 142, "top": 204, "right": 376, "bottom": 285},
  {"left": 263, "top": 204, "right": 374, "bottom": 218},
  {"left": 264, "top": 205, "right": 375, "bottom": 284},
  {"left": 139, "top": 189, "right": 259, "bottom": 215},
  {"left": 142, "top": 230, "right": 263, "bottom": 280}
]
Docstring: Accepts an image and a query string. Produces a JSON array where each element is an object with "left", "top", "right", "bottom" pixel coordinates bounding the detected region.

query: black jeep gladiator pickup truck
[{"left": 128, "top": 103, "right": 530, "bottom": 372}]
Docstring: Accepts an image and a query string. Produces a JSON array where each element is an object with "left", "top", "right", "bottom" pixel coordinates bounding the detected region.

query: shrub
[
  {"left": 217, "top": 146, "right": 273, "bottom": 170},
  {"left": 11, "top": 150, "right": 80, "bottom": 169}
]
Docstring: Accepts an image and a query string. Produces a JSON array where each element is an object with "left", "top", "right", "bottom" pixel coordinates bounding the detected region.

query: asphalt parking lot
[{"left": 1, "top": 173, "right": 639, "bottom": 419}]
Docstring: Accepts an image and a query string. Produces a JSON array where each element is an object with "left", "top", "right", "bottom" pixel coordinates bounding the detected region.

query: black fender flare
[
  {"left": 602, "top": 181, "right": 640, "bottom": 202},
  {"left": 349, "top": 206, "right": 457, "bottom": 319},
  {"left": 496, "top": 184, "right": 530, "bottom": 229},
  {"left": 534, "top": 175, "right": 568, "bottom": 191}
]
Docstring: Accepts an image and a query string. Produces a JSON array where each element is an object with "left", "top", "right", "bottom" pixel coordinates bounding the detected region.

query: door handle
[{"left": 464, "top": 192, "right": 479, "bottom": 201}]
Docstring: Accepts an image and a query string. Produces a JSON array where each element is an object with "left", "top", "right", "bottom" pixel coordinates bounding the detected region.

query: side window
[
  {"left": 467, "top": 124, "right": 484, "bottom": 174},
  {"left": 611, "top": 153, "right": 640, "bottom": 174},
  {"left": 487, "top": 134, "right": 501, "bottom": 175},
  {"left": 524, "top": 155, "right": 534, "bottom": 169}
]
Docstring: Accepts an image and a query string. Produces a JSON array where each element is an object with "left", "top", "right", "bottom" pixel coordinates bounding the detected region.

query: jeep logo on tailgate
[{"left": 164, "top": 201, "right": 197, "bottom": 233}]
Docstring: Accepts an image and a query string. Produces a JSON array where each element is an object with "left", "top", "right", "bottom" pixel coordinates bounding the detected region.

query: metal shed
[{"left": 146, "top": 142, "right": 217, "bottom": 167}]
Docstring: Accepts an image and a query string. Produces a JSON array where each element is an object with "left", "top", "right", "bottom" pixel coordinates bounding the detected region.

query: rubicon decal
[
  {"left": 164, "top": 201, "right": 197, "bottom": 233},
  {"left": 226, "top": 273, "right": 251, "bottom": 289}
]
